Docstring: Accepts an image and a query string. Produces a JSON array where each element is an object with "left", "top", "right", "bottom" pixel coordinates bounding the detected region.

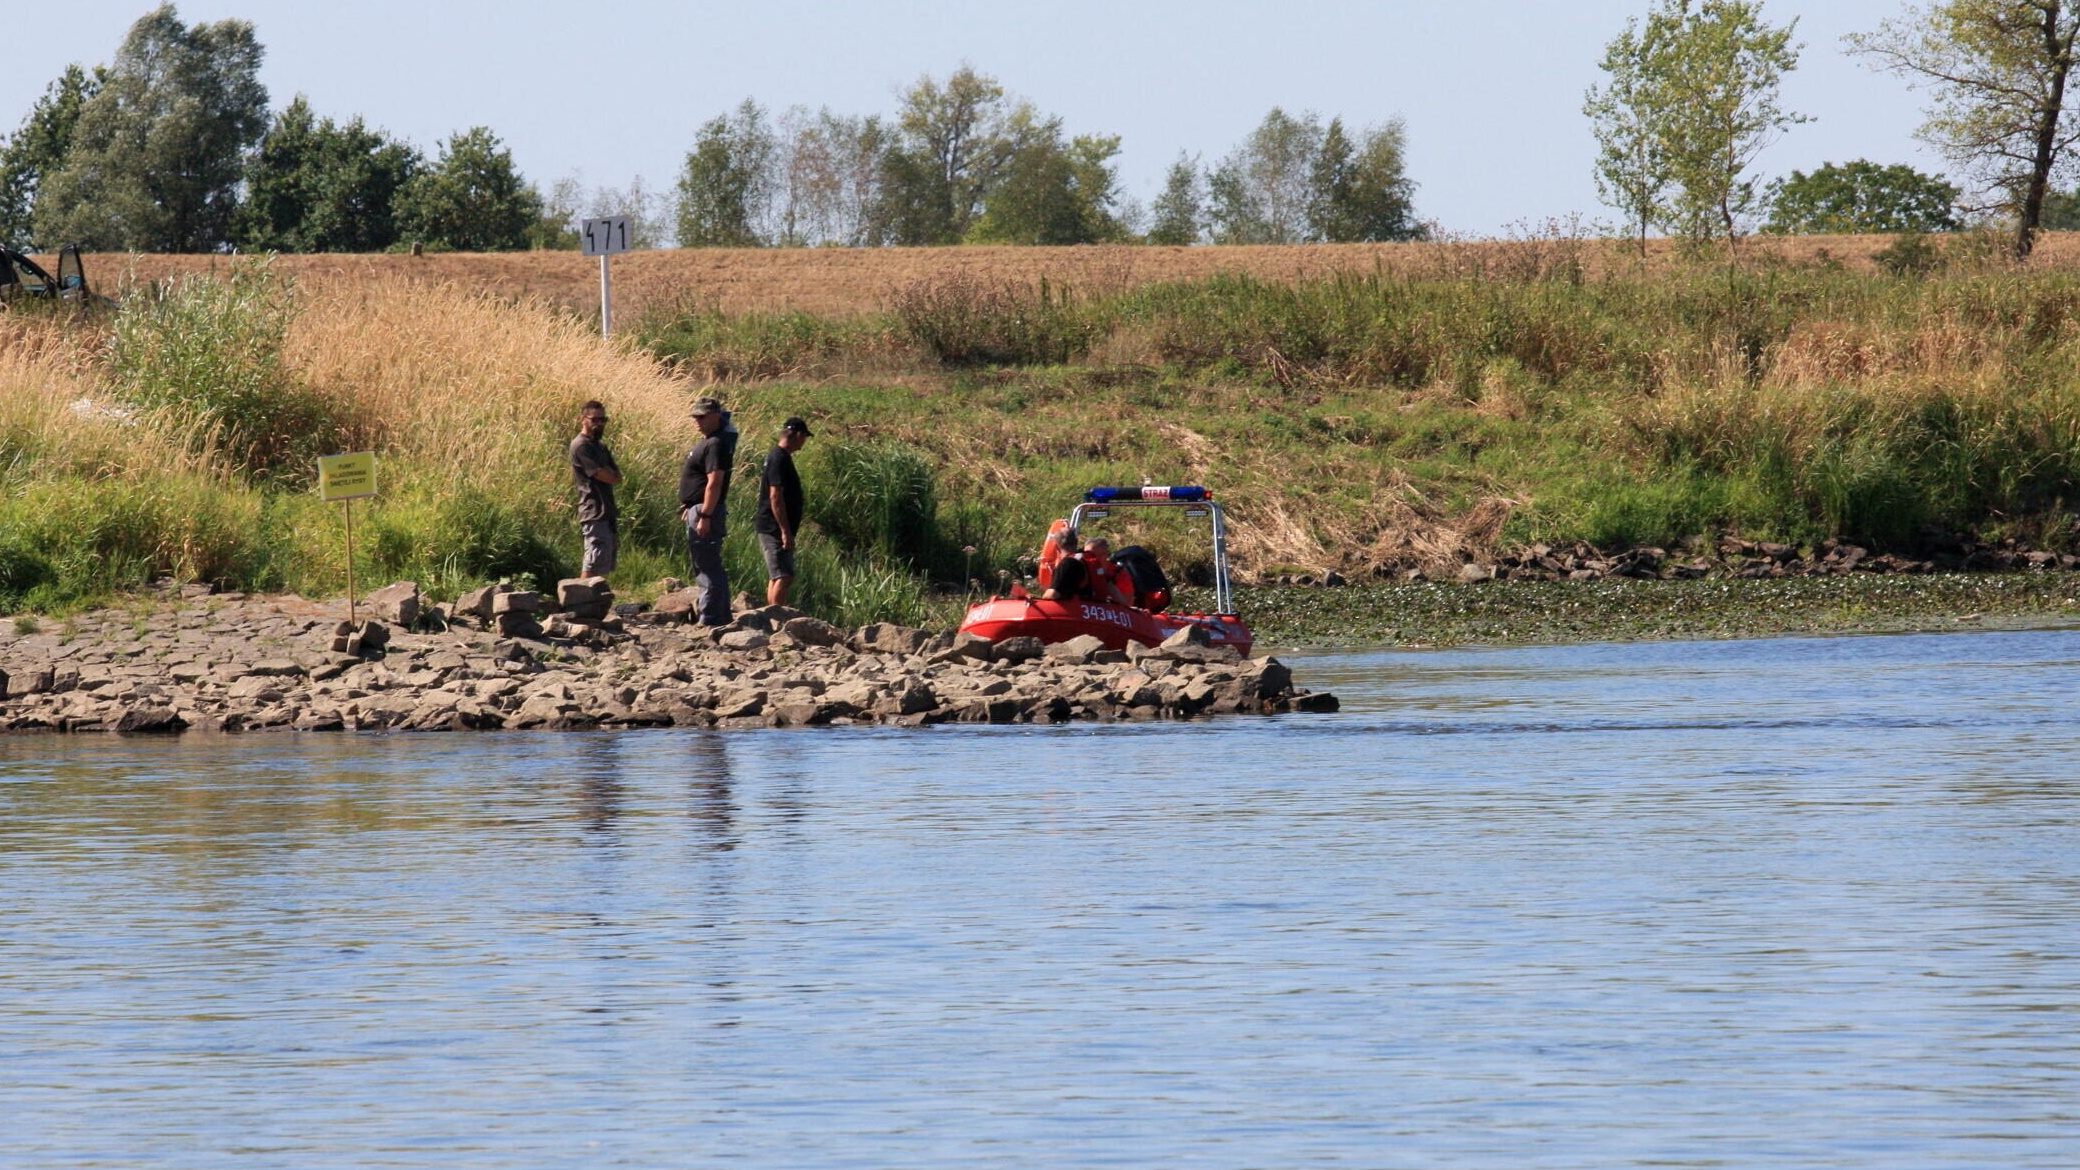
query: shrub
[
  {"left": 108, "top": 260, "right": 340, "bottom": 479},
  {"left": 1873, "top": 231, "right": 1938, "bottom": 277},
  {"left": 892, "top": 273, "right": 1105, "bottom": 366},
  {"left": 639, "top": 305, "right": 901, "bottom": 381},
  {"left": 802, "top": 440, "right": 942, "bottom": 569}
]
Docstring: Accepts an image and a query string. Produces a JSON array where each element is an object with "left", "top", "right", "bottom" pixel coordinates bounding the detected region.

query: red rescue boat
[{"left": 957, "top": 486, "right": 1254, "bottom": 656}]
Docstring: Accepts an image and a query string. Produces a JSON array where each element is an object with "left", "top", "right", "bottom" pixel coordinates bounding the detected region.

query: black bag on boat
[{"left": 1110, "top": 546, "right": 1170, "bottom": 607}]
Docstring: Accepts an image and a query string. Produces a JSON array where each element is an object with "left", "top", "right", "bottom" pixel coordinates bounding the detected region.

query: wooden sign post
[{"left": 316, "top": 452, "right": 377, "bottom": 623}]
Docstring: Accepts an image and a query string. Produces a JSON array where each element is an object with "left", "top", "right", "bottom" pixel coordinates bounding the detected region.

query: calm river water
[{"left": 4, "top": 629, "right": 2078, "bottom": 1168}]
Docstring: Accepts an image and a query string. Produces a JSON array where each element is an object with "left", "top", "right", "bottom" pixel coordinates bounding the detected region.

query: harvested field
[{"left": 60, "top": 231, "right": 2080, "bottom": 320}]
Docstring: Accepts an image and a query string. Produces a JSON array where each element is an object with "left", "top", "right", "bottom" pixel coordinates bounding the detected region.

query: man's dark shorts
[{"left": 759, "top": 531, "right": 797, "bottom": 580}]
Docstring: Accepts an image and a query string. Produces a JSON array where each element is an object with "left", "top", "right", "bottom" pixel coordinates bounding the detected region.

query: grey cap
[{"left": 690, "top": 396, "right": 725, "bottom": 417}]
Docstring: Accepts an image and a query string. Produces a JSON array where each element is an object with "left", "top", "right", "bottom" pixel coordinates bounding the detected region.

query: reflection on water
[{"left": 4, "top": 628, "right": 2079, "bottom": 1168}]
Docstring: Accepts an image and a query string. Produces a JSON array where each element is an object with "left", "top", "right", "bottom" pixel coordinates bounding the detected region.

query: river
[{"left": 4, "top": 628, "right": 2077, "bottom": 1167}]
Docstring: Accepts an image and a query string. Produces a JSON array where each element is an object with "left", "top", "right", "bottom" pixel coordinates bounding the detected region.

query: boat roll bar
[{"left": 1067, "top": 486, "right": 1235, "bottom": 616}]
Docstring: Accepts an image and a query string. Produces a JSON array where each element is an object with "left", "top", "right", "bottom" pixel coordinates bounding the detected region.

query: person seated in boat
[
  {"left": 1079, "top": 538, "right": 1133, "bottom": 607},
  {"left": 1041, "top": 531, "right": 1093, "bottom": 602}
]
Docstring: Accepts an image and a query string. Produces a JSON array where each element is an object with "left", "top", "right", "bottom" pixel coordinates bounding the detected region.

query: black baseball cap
[{"left": 783, "top": 416, "right": 814, "bottom": 436}]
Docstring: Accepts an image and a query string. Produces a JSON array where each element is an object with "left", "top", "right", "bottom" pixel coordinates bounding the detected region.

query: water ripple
[{"left": 2, "top": 627, "right": 2078, "bottom": 1167}]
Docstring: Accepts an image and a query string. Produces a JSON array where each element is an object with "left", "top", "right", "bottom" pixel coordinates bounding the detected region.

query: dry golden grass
[
  {"left": 0, "top": 319, "right": 222, "bottom": 483},
  {"left": 63, "top": 231, "right": 2080, "bottom": 321},
  {"left": 284, "top": 280, "right": 695, "bottom": 500}
]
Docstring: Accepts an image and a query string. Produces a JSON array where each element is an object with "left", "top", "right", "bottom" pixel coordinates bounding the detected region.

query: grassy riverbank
[
  {"left": 645, "top": 251, "right": 2080, "bottom": 576},
  {"left": 6, "top": 243, "right": 2080, "bottom": 637}
]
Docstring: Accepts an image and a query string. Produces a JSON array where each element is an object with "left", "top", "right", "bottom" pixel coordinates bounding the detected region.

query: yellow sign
[{"left": 317, "top": 452, "right": 377, "bottom": 502}]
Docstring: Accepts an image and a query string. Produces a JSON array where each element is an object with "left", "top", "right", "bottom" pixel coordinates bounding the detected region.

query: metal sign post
[
  {"left": 317, "top": 452, "right": 378, "bottom": 624},
  {"left": 581, "top": 215, "right": 632, "bottom": 337}
]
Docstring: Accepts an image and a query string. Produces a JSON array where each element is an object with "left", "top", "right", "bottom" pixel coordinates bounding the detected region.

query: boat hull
[{"left": 958, "top": 597, "right": 1253, "bottom": 656}]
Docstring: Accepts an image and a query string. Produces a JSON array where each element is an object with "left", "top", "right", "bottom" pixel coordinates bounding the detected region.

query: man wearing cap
[
  {"left": 569, "top": 400, "right": 621, "bottom": 584},
  {"left": 754, "top": 417, "right": 813, "bottom": 607},
  {"left": 678, "top": 396, "right": 739, "bottom": 626}
]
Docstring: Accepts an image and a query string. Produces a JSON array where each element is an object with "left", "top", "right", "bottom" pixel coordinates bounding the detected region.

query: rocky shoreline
[{"left": 0, "top": 580, "right": 1337, "bottom": 736}]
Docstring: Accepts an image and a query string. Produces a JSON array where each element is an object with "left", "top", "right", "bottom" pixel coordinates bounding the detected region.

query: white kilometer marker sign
[{"left": 582, "top": 215, "right": 632, "bottom": 337}]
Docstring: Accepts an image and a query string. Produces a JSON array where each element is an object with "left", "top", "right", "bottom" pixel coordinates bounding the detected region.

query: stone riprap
[{"left": 0, "top": 583, "right": 1336, "bottom": 735}]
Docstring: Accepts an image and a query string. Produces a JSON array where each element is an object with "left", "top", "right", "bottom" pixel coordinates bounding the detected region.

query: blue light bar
[{"left": 1085, "top": 486, "right": 1210, "bottom": 503}]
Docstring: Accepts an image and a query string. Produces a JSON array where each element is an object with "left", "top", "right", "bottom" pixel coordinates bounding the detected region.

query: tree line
[
  {"left": 14, "top": 3, "right": 2080, "bottom": 257},
  {"left": 1588, "top": 0, "right": 2080, "bottom": 260},
  {"left": 0, "top": 7, "right": 1423, "bottom": 254},
  {"left": 0, "top": 7, "right": 556, "bottom": 255}
]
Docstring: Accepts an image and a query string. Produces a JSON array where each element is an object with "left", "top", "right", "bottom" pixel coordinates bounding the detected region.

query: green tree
[
  {"left": 394, "top": 127, "right": 542, "bottom": 252},
  {"left": 1658, "top": 0, "right": 1807, "bottom": 243},
  {"left": 2042, "top": 185, "right": 2080, "bottom": 227},
  {"left": 1585, "top": 14, "right": 1676, "bottom": 253},
  {"left": 1850, "top": 1, "right": 2080, "bottom": 260},
  {"left": 877, "top": 67, "right": 1046, "bottom": 245},
  {"left": 1584, "top": 1, "right": 1804, "bottom": 247},
  {"left": 0, "top": 65, "right": 102, "bottom": 249},
  {"left": 1209, "top": 107, "right": 1325, "bottom": 243},
  {"left": 968, "top": 130, "right": 1126, "bottom": 245},
  {"left": 1762, "top": 160, "right": 1960, "bottom": 232},
  {"left": 773, "top": 108, "right": 888, "bottom": 246},
  {"left": 1309, "top": 117, "right": 1422, "bottom": 242},
  {"left": 235, "top": 96, "right": 422, "bottom": 253},
  {"left": 1146, "top": 154, "right": 1204, "bottom": 245},
  {"left": 35, "top": 5, "right": 268, "bottom": 252},
  {"left": 674, "top": 99, "right": 775, "bottom": 247}
]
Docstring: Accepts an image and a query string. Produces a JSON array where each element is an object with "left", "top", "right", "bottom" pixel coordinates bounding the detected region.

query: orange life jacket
[
  {"left": 1082, "top": 554, "right": 1130, "bottom": 606},
  {"left": 1036, "top": 519, "right": 1070, "bottom": 590}
]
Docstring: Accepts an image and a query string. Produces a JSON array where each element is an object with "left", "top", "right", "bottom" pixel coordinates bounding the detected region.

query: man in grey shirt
[{"left": 569, "top": 400, "right": 622, "bottom": 582}]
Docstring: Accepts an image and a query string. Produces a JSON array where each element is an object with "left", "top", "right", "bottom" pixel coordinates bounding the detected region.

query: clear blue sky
[{"left": 13, "top": 0, "right": 1936, "bottom": 237}]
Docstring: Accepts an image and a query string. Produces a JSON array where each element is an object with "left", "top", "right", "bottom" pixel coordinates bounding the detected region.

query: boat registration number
[{"left": 1081, "top": 605, "right": 1134, "bottom": 628}]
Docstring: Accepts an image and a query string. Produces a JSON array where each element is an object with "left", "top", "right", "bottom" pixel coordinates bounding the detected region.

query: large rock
[
  {"left": 112, "top": 705, "right": 186, "bottom": 734},
  {"left": 651, "top": 589, "right": 700, "bottom": 623},
  {"left": 854, "top": 622, "right": 932, "bottom": 656},
  {"left": 1109, "top": 669, "right": 1160, "bottom": 709},
  {"left": 492, "top": 590, "right": 542, "bottom": 616},
  {"left": 227, "top": 676, "right": 287, "bottom": 703},
  {"left": 743, "top": 605, "right": 806, "bottom": 632},
  {"left": 994, "top": 636, "right": 1046, "bottom": 664},
  {"left": 1045, "top": 634, "right": 1108, "bottom": 664},
  {"left": 365, "top": 582, "right": 422, "bottom": 626},
  {"left": 453, "top": 585, "right": 502, "bottom": 622},
  {"left": 557, "top": 578, "right": 615, "bottom": 621},
  {"left": 873, "top": 680, "right": 940, "bottom": 717},
  {"left": 330, "top": 619, "right": 391, "bottom": 657},
  {"left": 717, "top": 629, "right": 770, "bottom": 652},
  {"left": 929, "top": 631, "right": 996, "bottom": 664},
  {"left": 1140, "top": 624, "right": 1241, "bottom": 665},
  {"left": 495, "top": 612, "right": 544, "bottom": 639},
  {"left": 773, "top": 696, "right": 863, "bottom": 726},
  {"left": 1159, "top": 625, "right": 1212, "bottom": 651},
  {"left": 714, "top": 688, "right": 767, "bottom": 719},
  {"left": 1236, "top": 657, "right": 1293, "bottom": 702},
  {"left": 778, "top": 616, "right": 847, "bottom": 648}
]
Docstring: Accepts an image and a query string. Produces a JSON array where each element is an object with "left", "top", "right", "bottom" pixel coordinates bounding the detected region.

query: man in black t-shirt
[
  {"left": 753, "top": 416, "right": 813, "bottom": 606},
  {"left": 677, "top": 396, "right": 738, "bottom": 626},
  {"left": 568, "top": 400, "right": 622, "bottom": 582},
  {"left": 1041, "top": 530, "right": 1091, "bottom": 601}
]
